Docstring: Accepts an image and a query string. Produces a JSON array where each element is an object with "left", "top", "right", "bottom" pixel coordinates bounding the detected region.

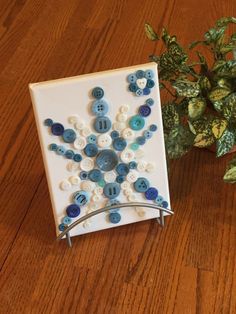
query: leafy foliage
[{"left": 145, "top": 17, "right": 236, "bottom": 182}]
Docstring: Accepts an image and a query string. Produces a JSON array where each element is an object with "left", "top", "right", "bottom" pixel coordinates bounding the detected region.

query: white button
[
  {"left": 97, "top": 134, "right": 112, "bottom": 148},
  {"left": 124, "top": 188, "right": 133, "bottom": 196},
  {"left": 136, "top": 77, "right": 147, "bottom": 89},
  {"left": 122, "top": 128, "right": 135, "bottom": 140},
  {"left": 92, "top": 194, "right": 101, "bottom": 202},
  {"left": 75, "top": 120, "right": 85, "bottom": 130},
  {"left": 121, "top": 181, "right": 131, "bottom": 190},
  {"left": 74, "top": 136, "right": 86, "bottom": 150},
  {"left": 146, "top": 162, "right": 156, "bottom": 173},
  {"left": 128, "top": 194, "right": 137, "bottom": 202},
  {"left": 135, "top": 149, "right": 145, "bottom": 159},
  {"left": 104, "top": 171, "right": 117, "bottom": 183},
  {"left": 89, "top": 202, "right": 99, "bottom": 211},
  {"left": 80, "top": 158, "right": 94, "bottom": 171},
  {"left": 81, "top": 127, "right": 91, "bottom": 137},
  {"left": 94, "top": 186, "right": 103, "bottom": 195},
  {"left": 59, "top": 180, "right": 72, "bottom": 191},
  {"left": 68, "top": 115, "right": 79, "bottom": 124},
  {"left": 83, "top": 219, "right": 91, "bottom": 228},
  {"left": 69, "top": 176, "right": 81, "bottom": 185},
  {"left": 126, "top": 170, "right": 139, "bottom": 183},
  {"left": 120, "top": 104, "right": 130, "bottom": 113},
  {"left": 135, "top": 207, "right": 146, "bottom": 217},
  {"left": 67, "top": 161, "right": 79, "bottom": 172},
  {"left": 137, "top": 160, "right": 147, "bottom": 172},
  {"left": 120, "top": 149, "right": 135, "bottom": 163},
  {"left": 116, "top": 113, "right": 127, "bottom": 122},
  {"left": 81, "top": 180, "right": 95, "bottom": 192},
  {"left": 113, "top": 122, "right": 126, "bottom": 131}
]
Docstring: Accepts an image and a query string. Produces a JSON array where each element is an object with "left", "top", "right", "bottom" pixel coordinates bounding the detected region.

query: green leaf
[
  {"left": 161, "top": 28, "right": 171, "bottom": 45},
  {"left": 172, "top": 79, "right": 200, "bottom": 98},
  {"left": 213, "top": 100, "right": 224, "bottom": 113},
  {"left": 223, "top": 166, "right": 236, "bottom": 183},
  {"left": 222, "top": 93, "right": 236, "bottom": 121},
  {"left": 220, "top": 43, "right": 236, "bottom": 54},
  {"left": 216, "top": 129, "right": 235, "bottom": 157},
  {"left": 162, "top": 103, "right": 180, "bottom": 130},
  {"left": 216, "top": 60, "right": 236, "bottom": 77},
  {"left": 208, "top": 87, "right": 231, "bottom": 103},
  {"left": 149, "top": 54, "right": 160, "bottom": 63},
  {"left": 168, "top": 42, "right": 188, "bottom": 64},
  {"left": 188, "top": 97, "right": 206, "bottom": 120},
  {"left": 194, "top": 131, "right": 215, "bottom": 148},
  {"left": 216, "top": 17, "right": 236, "bottom": 27},
  {"left": 145, "top": 23, "right": 159, "bottom": 41},
  {"left": 189, "top": 40, "right": 208, "bottom": 49},
  {"left": 211, "top": 119, "right": 228, "bottom": 139},
  {"left": 212, "top": 60, "right": 226, "bottom": 72},
  {"left": 199, "top": 76, "right": 211, "bottom": 91}
]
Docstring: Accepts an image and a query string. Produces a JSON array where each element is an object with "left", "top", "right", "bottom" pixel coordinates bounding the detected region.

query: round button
[
  {"left": 135, "top": 149, "right": 145, "bottom": 159},
  {"left": 75, "top": 120, "right": 85, "bottom": 130},
  {"left": 69, "top": 176, "right": 80, "bottom": 185},
  {"left": 122, "top": 128, "right": 135, "bottom": 140},
  {"left": 134, "top": 177, "right": 150, "bottom": 192},
  {"left": 143, "top": 88, "right": 151, "bottom": 95},
  {"left": 129, "top": 115, "right": 145, "bottom": 131},
  {"left": 124, "top": 188, "right": 133, "bottom": 196},
  {"left": 91, "top": 99, "right": 108, "bottom": 116},
  {"left": 145, "top": 187, "right": 158, "bottom": 200},
  {"left": 139, "top": 105, "right": 151, "bottom": 117},
  {"left": 146, "top": 162, "right": 156, "bottom": 173},
  {"left": 92, "top": 87, "right": 104, "bottom": 99},
  {"left": 112, "top": 137, "right": 127, "bottom": 151},
  {"left": 147, "top": 79, "right": 155, "bottom": 88},
  {"left": 73, "top": 190, "right": 89, "bottom": 206},
  {"left": 146, "top": 98, "right": 154, "bottom": 106},
  {"left": 68, "top": 115, "right": 79, "bottom": 124},
  {"left": 44, "top": 118, "right": 53, "bottom": 126},
  {"left": 161, "top": 201, "right": 169, "bottom": 208},
  {"left": 103, "top": 183, "right": 121, "bottom": 199},
  {"left": 144, "top": 130, "right": 152, "bottom": 139},
  {"left": 81, "top": 127, "right": 92, "bottom": 137},
  {"left": 120, "top": 149, "right": 135, "bottom": 163},
  {"left": 81, "top": 181, "right": 95, "bottom": 192},
  {"left": 120, "top": 104, "right": 130, "bottom": 113},
  {"left": 135, "top": 207, "right": 146, "bottom": 217},
  {"left": 145, "top": 69, "right": 154, "bottom": 79},
  {"left": 107, "top": 199, "right": 120, "bottom": 213},
  {"left": 127, "top": 73, "right": 137, "bottom": 83},
  {"left": 66, "top": 204, "right": 81, "bottom": 218},
  {"left": 56, "top": 146, "right": 66, "bottom": 155},
  {"left": 111, "top": 130, "right": 119, "bottom": 139},
  {"left": 92, "top": 194, "right": 101, "bottom": 202},
  {"left": 129, "top": 161, "right": 137, "bottom": 169},
  {"left": 137, "top": 161, "right": 147, "bottom": 172},
  {"left": 74, "top": 137, "right": 86, "bottom": 150},
  {"left": 79, "top": 171, "right": 88, "bottom": 180},
  {"left": 84, "top": 143, "right": 98, "bottom": 157},
  {"left": 67, "top": 161, "right": 79, "bottom": 172},
  {"left": 104, "top": 170, "right": 117, "bottom": 183},
  {"left": 94, "top": 116, "right": 112, "bottom": 133},
  {"left": 126, "top": 170, "right": 138, "bottom": 183},
  {"left": 60, "top": 180, "right": 72, "bottom": 191},
  {"left": 51, "top": 123, "right": 64, "bottom": 136},
  {"left": 87, "top": 134, "right": 97, "bottom": 144},
  {"left": 128, "top": 194, "right": 137, "bottom": 202},
  {"left": 65, "top": 150, "right": 74, "bottom": 159},
  {"left": 49, "top": 143, "right": 57, "bottom": 151},
  {"left": 62, "top": 129, "right": 76, "bottom": 143},
  {"left": 112, "top": 122, "right": 126, "bottom": 131},
  {"left": 116, "top": 175, "right": 125, "bottom": 184},
  {"left": 73, "top": 154, "right": 82, "bottom": 162},
  {"left": 96, "top": 149, "right": 118, "bottom": 172},
  {"left": 121, "top": 181, "right": 131, "bottom": 190},
  {"left": 97, "top": 134, "right": 112, "bottom": 148},
  {"left": 136, "top": 136, "right": 146, "bottom": 145},
  {"left": 116, "top": 113, "right": 127, "bottom": 122},
  {"left": 130, "top": 143, "right": 139, "bottom": 151},
  {"left": 155, "top": 195, "right": 164, "bottom": 205},
  {"left": 80, "top": 158, "right": 94, "bottom": 171},
  {"left": 109, "top": 212, "right": 121, "bottom": 224},
  {"left": 58, "top": 223, "right": 65, "bottom": 231},
  {"left": 136, "top": 70, "right": 145, "bottom": 78},
  {"left": 116, "top": 163, "right": 129, "bottom": 176},
  {"left": 88, "top": 169, "right": 103, "bottom": 182},
  {"left": 98, "top": 179, "right": 106, "bottom": 187},
  {"left": 94, "top": 186, "right": 103, "bottom": 195},
  {"left": 136, "top": 89, "right": 143, "bottom": 96},
  {"left": 62, "top": 216, "right": 72, "bottom": 225},
  {"left": 129, "top": 83, "right": 138, "bottom": 92},
  {"left": 149, "top": 124, "right": 157, "bottom": 132}
]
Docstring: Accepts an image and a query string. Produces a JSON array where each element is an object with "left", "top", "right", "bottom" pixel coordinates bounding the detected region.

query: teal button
[
  {"left": 130, "top": 143, "right": 139, "bottom": 151},
  {"left": 129, "top": 115, "right": 145, "bottom": 131}
]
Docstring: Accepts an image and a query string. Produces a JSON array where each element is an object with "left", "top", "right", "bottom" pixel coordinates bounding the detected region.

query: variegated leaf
[
  {"left": 172, "top": 79, "right": 200, "bottom": 98},
  {"left": 194, "top": 131, "right": 215, "bottom": 148},
  {"left": 222, "top": 93, "right": 236, "bottom": 121},
  {"left": 208, "top": 87, "right": 231, "bottom": 103},
  {"left": 188, "top": 97, "right": 206, "bottom": 120},
  {"left": 216, "top": 17, "right": 236, "bottom": 27},
  {"left": 145, "top": 23, "right": 159, "bottom": 41},
  {"left": 216, "top": 129, "right": 235, "bottom": 157},
  {"left": 223, "top": 166, "right": 236, "bottom": 183},
  {"left": 213, "top": 101, "right": 223, "bottom": 112},
  {"left": 162, "top": 103, "right": 180, "bottom": 130},
  {"left": 211, "top": 119, "right": 228, "bottom": 139}
]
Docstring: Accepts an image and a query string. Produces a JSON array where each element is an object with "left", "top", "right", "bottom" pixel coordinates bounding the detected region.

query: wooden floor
[{"left": 0, "top": 0, "right": 236, "bottom": 313}]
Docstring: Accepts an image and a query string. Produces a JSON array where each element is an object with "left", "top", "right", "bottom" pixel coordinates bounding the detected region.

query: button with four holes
[
  {"left": 139, "top": 105, "right": 151, "bottom": 117},
  {"left": 92, "top": 87, "right": 104, "bottom": 99},
  {"left": 92, "top": 99, "right": 108, "bottom": 116},
  {"left": 134, "top": 177, "right": 150, "bottom": 192},
  {"left": 146, "top": 98, "right": 154, "bottom": 106}
]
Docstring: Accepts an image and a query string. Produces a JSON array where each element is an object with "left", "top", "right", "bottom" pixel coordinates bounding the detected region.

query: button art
[
  {"left": 103, "top": 182, "right": 121, "bottom": 199},
  {"left": 92, "top": 87, "right": 104, "bottom": 99},
  {"left": 139, "top": 105, "right": 151, "bottom": 117},
  {"left": 97, "top": 134, "right": 112, "bottom": 148},
  {"left": 92, "top": 194, "right": 101, "bottom": 202},
  {"left": 51, "top": 123, "right": 64, "bottom": 136},
  {"left": 98, "top": 179, "right": 106, "bottom": 187},
  {"left": 94, "top": 116, "right": 112, "bottom": 133},
  {"left": 73, "top": 190, "right": 89, "bottom": 206},
  {"left": 124, "top": 188, "right": 133, "bottom": 196},
  {"left": 92, "top": 99, "right": 108, "bottom": 116}
]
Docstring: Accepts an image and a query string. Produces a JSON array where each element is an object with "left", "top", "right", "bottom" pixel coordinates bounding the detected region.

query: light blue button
[
  {"left": 56, "top": 145, "right": 66, "bottom": 155},
  {"left": 134, "top": 177, "right": 150, "bottom": 192},
  {"left": 92, "top": 87, "right": 104, "bottom": 99},
  {"left": 73, "top": 190, "right": 89, "bottom": 206},
  {"left": 104, "top": 183, "right": 121, "bottom": 199},
  {"left": 109, "top": 212, "right": 121, "bottom": 224},
  {"left": 155, "top": 195, "right": 164, "bottom": 205},
  {"left": 96, "top": 149, "right": 118, "bottom": 171},
  {"left": 84, "top": 143, "right": 98, "bottom": 157},
  {"left": 127, "top": 73, "right": 137, "bottom": 83},
  {"left": 94, "top": 116, "right": 112, "bottom": 133},
  {"left": 129, "top": 115, "right": 145, "bottom": 131},
  {"left": 88, "top": 169, "right": 103, "bottom": 182},
  {"left": 136, "top": 89, "right": 143, "bottom": 96},
  {"left": 145, "top": 69, "right": 154, "bottom": 79},
  {"left": 62, "top": 216, "right": 72, "bottom": 225},
  {"left": 91, "top": 99, "right": 108, "bottom": 116},
  {"left": 62, "top": 129, "right": 76, "bottom": 143},
  {"left": 116, "top": 163, "right": 129, "bottom": 176},
  {"left": 87, "top": 134, "right": 97, "bottom": 144},
  {"left": 112, "top": 137, "right": 127, "bottom": 151},
  {"left": 136, "top": 70, "right": 145, "bottom": 78},
  {"left": 143, "top": 130, "right": 153, "bottom": 139}
]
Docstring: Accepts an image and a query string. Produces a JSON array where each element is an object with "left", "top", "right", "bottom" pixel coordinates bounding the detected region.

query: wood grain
[{"left": 0, "top": 0, "right": 236, "bottom": 313}]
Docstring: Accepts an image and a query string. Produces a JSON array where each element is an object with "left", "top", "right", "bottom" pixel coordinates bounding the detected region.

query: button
[
  {"left": 122, "top": 128, "right": 135, "bottom": 140},
  {"left": 94, "top": 186, "right": 103, "bottom": 195},
  {"left": 116, "top": 163, "right": 129, "bottom": 176},
  {"left": 146, "top": 162, "right": 156, "bottom": 173},
  {"left": 120, "top": 149, "right": 135, "bottom": 163},
  {"left": 87, "top": 134, "right": 97, "bottom": 144},
  {"left": 103, "top": 182, "right": 121, "bottom": 199},
  {"left": 120, "top": 104, "right": 130, "bottom": 113},
  {"left": 145, "top": 69, "right": 154, "bottom": 79},
  {"left": 136, "top": 136, "right": 146, "bottom": 145},
  {"left": 62, "top": 129, "right": 76, "bottom": 143},
  {"left": 104, "top": 171, "right": 117, "bottom": 183},
  {"left": 91, "top": 99, "right": 108, "bottom": 116},
  {"left": 67, "top": 161, "right": 79, "bottom": 172},
  {"left": 88, "top": 169, "right": 103, "bottom": 182},
  {"left": 73, "top": 190, "right": 89, "bottom": 206},
  {"left": 135, "top": 207, "right": 146, "bottom": 217},
  {"left": 146, "top": 79, "right": 155, "bottom": 88},
  {"left": 44, "top": 118, "right": 53, "bottom": 126},
  {"left": 136, "top": 77, "right": 147, "bottom": 89},
  {"left": 111, "top": 130, "right": 119, "bottom": 139},
  {"left": 135, "top": 149, "right": 145, "bottom": 159},
  {"left": 112, "top": 122, "right": 126, "bottom": 131},
  {"left": 81, "top": 181, "right": 95, "bottom": 192},
  {"left": 60, "top": 179, "right": 72, "bottom": 191},
  {"left": 129, "top": 115, "right": 145, "bottom": 131},
  {"left": 143, "top": 88, "right": 150, "bottom": 95},
  {"left": 130, "top": 143, "right": 139, "bottom": 151},
  {"left": 136, "top": 70, "right": 145, "bottom": 78},
  {"left": 113, "top": 137, "right": 127, "bottom": 151},
  {"left": 129, "top": 83, "right": 138, "bottom": 92},
  {"left": 145, "top": 187, "right": 158, "bottom": 200},
  {"left": 116, "top": 113, "right": 127, "bottom": 122},
  {"left": 128, "top": 194, "right": 137, "bottom": 202},
  {"left": 56, "top": 146, "right": 66, "bottom": 155},
  {"left": 62, "top": 216, "right": 72, "bottom": 225},
  {"left": 51, "top": 123, "right": 64, "bottom": 136},
  {"left": 69, "top": 176, "right": 80, "bottom": 185},
  {"left": 137, "top": 161, "right": 147, "bottom": 172},
  {"left": 136, "top": 89, "right": 143, "bottom": 96},
  {"left": 73, "top": 154, "right": 82, "bottom": 162},
  {"left": 98, "top": 179, "right": 106, "bottom": 187},
  {"left": 126, "top": 170, "right": 138, "bottom": 183},
  {"left": 79, "top": 171, "right": 88, "bottom": 180},
  {"left": 161, "top": 201, "right": 169, "bottom": 208},
  {"left": 121, "top": 181, "right": 131, "bottom": 190},
  {"left": 68, "top": 115, "right": 79, "bottom": 124},
  {"left": 149, "top": 124, "right": 157, "bottom": 132},
  {"left": 92, "top": 194, "right": 101, "bottom": 202},
  {"left": 74, "top": 137, "right": 87, "bottom": 150},
  {"left": 107, "top": 199, "right": 120, "bottom": 213},
  {"left": 66, "top": 204, "right": 81, "bottom": 217},
  {"left": 89, "top": 202, "right": 99, "bottom": 211},
  {"left": 155, "top": 195, "right": 164, "bottom": 205},
  {"left": 146, "top": 98, "right": 154, "bottom": 106},
  {"left": 65, "top": 150, "right": 75, "bottom": 159},
  {"left": 75, "top": 120, "right": 85, "bottom": 130},
  {"left": 92, "top": 87, "right": 104, "bottom": 99},
  {"left": 84, "top": 143, "right": 98, "bottom": 157},
  {"left": 94, "top": 116, "right": 112, "bottom": 133},
  {"left": 58, "top": 223, "right": 65, "bottom": 231},
  {"left": 97, "top": 134, "right": 112, "bottom": 148},
  {"left": 116, "top": 175, "right": 125, "bottom": 183},
  {"left": 124, "top": 188, "right": 133, "bottom": 196},
  {"left": 80, "top": 158, "right": 94, "bottom": 171},
  {"left": 139, "top": 105, "right": 151, "bottom": 117},
  {"left": 134, "top": 177, "right": 150, "bottom": 192},
  {"left": 143, "top": 130, "right": 152, "bottom": 139},
  {"left": 96, "top": 149, "right": 118, "bottom": 171},
  {"left": 81, "top": 127, "right": 92, "bottom": 137},
  {"left": 49, "top": 143, "right": 57, "bottom": 151},
  {"left": 109, "top": 212, "right": 121, "bottom": 224},
  {"left": 129, "top": 161, "right": 137, "bottom": 169},
  {"left": 127, "top": 73, "right": 137, "bottom": 83}
]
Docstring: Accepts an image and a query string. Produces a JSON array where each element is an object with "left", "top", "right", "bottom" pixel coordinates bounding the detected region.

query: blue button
[
  {"left": 145, "top": 69, "right": 154, "bottom": 79},
  {"left": 109, "top": 212, "right": 121, "bottom": 224},
  {"left": 136, "top": 70, "right": 145, "bottom": 78},
  {"left": 155, "top": 195, "right": 164, "bottom": 205},
  {"left": 129, "top": 115, "right": 145, "bottom": 131},
  {"left": 143, "top": 130, "right": 152, "bottom": 139},
  {"left": 161, "top": 201, "right": 169, "bottom": 208},
  {"left": 66, "top": 204, "right": 81, "bottom": 218},
  {"left": 116, "top": 175, "right": 125, "bottom": 184},
  {"left": 136, "top": 89, "right": 143, "bottom": 96},
  {"left": 129, "top": 161, "right": 137, "bottom": 169},
  {"left": 143, "top": 88, "right": 150, "bottom": 95},
  {"left": 65, "top": 150, "right": 75, "bottom": 159},
  {"left": 84, "top": 143, "right": 98, "bottom": 157},
  {"left": 91, "top": 99, "right": 108, "bottom": 116},
  {"left": 127, "top": 73, "right": 137, "bottom": 83},
  {"left": 104, "top": 183, "right": 121, "bottom": 199},
  {"left": 56, "top": 145, "right": 66, "bottom": 155},
  {"left": 145, "top": 187, "right": 158, "bottom": 200},
  {"left": 73, "top": 190, "right": 89, "bottom": 206},
  {"left": 51, "top": 123, "right": 64, "bottom": 136},
  {"left": 134, "top": 177, "right": 150, "bottom": 192},
  {"left": 129, "top": 83, "right": 138, "bottom": 92},
  {"left": 79, "top": 171, "right": 88, "bottom": 180},
  {"left": 116, "top": 163, "right": 129, "bottom": 176},
  {"left": 147, "top": 79, "right": 155, "bottom": 88},
  {"left": 92, "top": 87, "right": 104, "bottom": 99},
  {"left": 62, "top": 129, "right": 76, "bottom": 143},
  {"left": 96, "top": 149, "right": 118, "bottom": 171},
  {"left": 107, "top": 199, "right": 120, "bottom": 213},
  {"left": 58, "top": 223, "right": 65, "bottom": 231},
  {"left": 49, "top": 143, "right": 57, "bottom": 151},
  {"left": 88, "top": 169, "right": 103, "bottom": 182},
  {"left": 112, "top": 137, "right": 127, "bottom": 151},
  {"left": 62, "top": 216, "right": 72, "bottom": 225},
  {"left": 149, "top": 124, "right": 157, "bottom": 132},
  {"left": 44, "top": 118, "right": 53, "bottom": 126},
  {"left": 111, "top": 130, "right": 119, "bottom": 139},
  {"left": 146, "top": 98, "right": 154, "bottom": 106},
  {"left": 87, "top": 134, "right": 97, "bottom": 144},
  {"left": 130, "top": 143, "right": 139, "bottom": 151},
  {"left": 73, "top": 154, "right": 82, "bottom": 162},
  {"left": 139, "top": 105, "right": 151, "bottom": 117},
  {"left": 136, "top": 136, "right": 146, "bottom": 145},
  {"left": 94, "top": 116, "right": 112, "bottom": 133}
]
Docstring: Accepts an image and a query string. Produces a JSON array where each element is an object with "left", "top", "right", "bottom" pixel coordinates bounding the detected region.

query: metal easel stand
[{"left": 57, "top": 202, "right": 174, "bottom": 247}]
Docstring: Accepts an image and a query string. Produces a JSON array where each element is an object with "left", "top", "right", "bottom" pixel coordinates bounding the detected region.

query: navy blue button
[
  {"left": 73, "top": 154, "right": 82, "bottom": 162},
  {"left": 58, "top": 223, "right": 65, "bottom": 231},
  {"left": 149, "top": 124, "right": 157, "bottom": 132},
  {"left": 92, "top": 87, "right": 104, "bottom": 99},
  {"left": 116, "top": 163, "right": 129, "bottom": 176},
  {"left": 145, "top": 69, "right": 154, "bottom": 79},
  {"left": 62, "top": 129, "right": 76, "bottom": 143},
  {"left": 162, "top": 201, "right": 168, "bottom": 208},
  {"left": 143, "top": 130, "right": 152, "bottom": 139},
  {"left": 129, "top": 115, "right": 145, "bottom": 131},
  {"left": 96, "top": 149, "right": 118, "bottom": 171},
  {"left": 84, "top": 143, "right": 98, "bottom": 157},
  {"left": 65, "top": 150, "right": 74, "bottom": 159},
  {"left": 94, "top": 116, "right": 112, "bottom": 133},
  {"left": 129, "top": 83, "right": 138, "bottom": 92},
  {"left": 44, "top": 118, "right": 53, "bottom": 126},
  {"left": 146, "top": 79, "right": 155, "bottom": 88},
  {"left": 91, "top": 99, "right": 108, "bottom": 116},
  {"left": 134, "top": 177, "right": 150, "bottom": 192},
  {"left": 136, "top": 70, "right": 145, "bottom": 78},
  {"left": 49, "top": 143, "right": 57, "bottom": 151},
  {"left": 73, "top": 190, "right": 89, "bottom": 206},
  {"left": 146, "top": 98, "right": 154, "bottom": 106},
  {"left": 143, "top": 87, "right": 151, "bottom": 95},
  {"left": 127, "top": 73, "right": 137, "bottom": 83},
  {"left": 79, "top": 171, "right": 88, "bottom": 180},
  {"left": 87, "top": 134, "right": 97, "bottom": 144},
  {"left": 51, "top": 123, "right": 64, "bottom": 136},
  {"left": 111, "top": 130, "right": 119, "bottom": 139},
  {"left": 139, "top": 105, "right": 151, "bottom": 117},
  {"left": 116, "top": 175, "right": 125, "bottom": 184},
  {"left": 88, "top": 169, "right": 103, "bottom": 182},
  {"left": 112, "top": 137, "right": 127, "bottom": 151},
  {"left": 66, "top": 204, "right": 81, "bottom": 218},
  {"left": 136, "top": 136, "right": 146, "bottom": 145},
  {"left": 129, "top": 161, "right": 137, "bottom": 169},
  {"left": 109, "top": 212, "right": 121, "bottom": 224},
  {"left": 145, "top": 187, "right": 158, "bottom": 200},
  {"left": 56, "top": 145, "right": 66, "bottom": 155},
  {"left": 107, "top": 199, "right": 120, "bottom": 213},
  {"left": 104, "top": 183, "right": 121, "bottom": 199}
]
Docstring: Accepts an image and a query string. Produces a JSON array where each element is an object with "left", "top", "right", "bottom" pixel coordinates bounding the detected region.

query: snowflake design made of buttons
[
  {"left": 127, "top": 69, "right": 155, "bottom": 96},
  {"left": 44, "top": 71, "right": 168, "bottom": 233}
]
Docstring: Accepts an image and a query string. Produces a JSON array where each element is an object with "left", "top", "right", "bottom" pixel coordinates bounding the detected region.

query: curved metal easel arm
[{"left": 57, "top": 202, "right": 174, "bottom": 247}]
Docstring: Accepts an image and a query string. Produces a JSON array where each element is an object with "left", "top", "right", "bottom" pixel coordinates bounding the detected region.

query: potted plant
[{"left": 145, "top": 17, "right": 236, "bottom": 183}]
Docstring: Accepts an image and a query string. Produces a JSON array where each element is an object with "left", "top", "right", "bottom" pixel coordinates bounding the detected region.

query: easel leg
[
  {"left": 66, "top": 232, "right": 72, "bottom": 247},
  {"left": 157, "top": 210, "right": 165, "bottom": 227}
]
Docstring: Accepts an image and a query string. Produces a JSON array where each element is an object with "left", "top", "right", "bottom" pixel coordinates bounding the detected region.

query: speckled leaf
[
  {"left": 160, "top": 52, "right": 178, "bottom": 72},
  {"left": 216, "top": 60, "right": 236, "bottom": 77},
  {"left": 194, "top": 131, "right": 215, "bottom": 148},
  {"left": 212, "top": 119, "right": 228, "bottom": 139},
  {"left": 145, "top": 23, "right": 159, "bottom": 41},
  {"left": 188, "top": 120, "right": 197, "bottom": 134},
  {"left": 217, "top": 78, "right": 232, "bottom": 89},
  {"left": 216, "top": 129, "right": 235, "bottom": 157},
  {"left": 162, "top": 103, "right": 180, "bottom": 130},
  {"left": 223, "top": 166, "right": 236, "bottom": 183},
  {"left": 222, "top": 93, "right": 236, "bottom": 121},
  {"left": 208, "top": 87, "right": 231, "bottom": 103},
  {"left": 220, "top": 43, "right": 236, "bottom": 54},
  {"left": 172, "top": 79, "right": 200, "bottom": 98},
  {"left": 213, "top": 101, "right": 224, "bottom": 113},
  {"left": 188, "top": 97, "right": 206, "bottom": 120},
  {"left": 168, "top": 42, "right": 188, "bottom": 64},
  {"left": 212, "top": 60, "right": 226, "bottom": 72},
  {"left": 216, "top": 17, "right": 236, "bottom": 27}
]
